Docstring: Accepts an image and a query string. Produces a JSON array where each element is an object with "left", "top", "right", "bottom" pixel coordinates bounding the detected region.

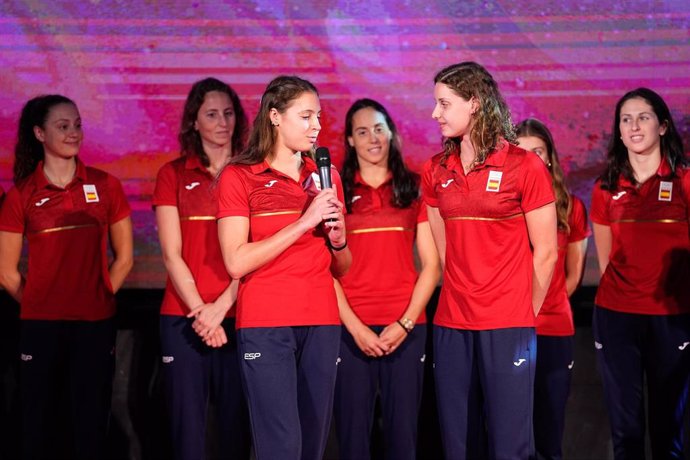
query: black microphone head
[{"left": 315, "top": 147, "right": 331, "bottom": 168}]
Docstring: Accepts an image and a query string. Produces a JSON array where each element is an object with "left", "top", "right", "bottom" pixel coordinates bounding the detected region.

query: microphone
[{"left": 315, "top": 147, "right": 332, "bottom": 190}]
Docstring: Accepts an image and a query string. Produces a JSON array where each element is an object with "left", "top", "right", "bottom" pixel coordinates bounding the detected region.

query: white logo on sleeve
[
  {"left": 568, "top": 361, "right": 574, "bottom": 369},
  {"left": 20, "top": 354, "right": 33, "bottom": 361},
  {"left": 351, "top": 195, "right": 362, "bottom": 203},
  {"left": 35, "top": 198, "right": 50, "bottom": 207},
  {"left": 162, "top": 356, "right": 174, "bottom": 364},
  {"left": 513, "top": 358, "right": 526, "bottom": 367},
  {"left": 441, "top": 179, "right": 454, "bottom": 188},
  {"left": 264, "top": 180, "right": 278, "bottom": 188},
  {"left": 679, "top": 342, "right": 690, "bottom": 351},
  {"left": 594, "top": 341, "right": 603, "bottom": 350},
  {"left": 244, "top": 352, "right": 262, "bottom": 360},
  {"left": 185, "top": 182, "right": 200, "bottom": 190},
  {"left": 612, "top": 191, "right": 627, "bottom": 201}
]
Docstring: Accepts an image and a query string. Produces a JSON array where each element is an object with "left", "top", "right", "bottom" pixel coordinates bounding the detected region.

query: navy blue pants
[
  {"left": 333, "top": 324, "right": 426, "bottom": 460},
  {"left": 434, "top": 325, "right": 536, "bottom": 460},
  {"left": 533, "top": 335, "right": 573, "bottom": 460},
  {"left": 19, "top": 319, "right": 115, "bottom": 460},
  {"left": 593, "top": 306, "right": 690, "bottom": 460},
  {"left": 237, "top": 325, "right": 340, "bottom": 460},
  {"left": 159, "top": 315, "right": 250, "bottom": 460}
]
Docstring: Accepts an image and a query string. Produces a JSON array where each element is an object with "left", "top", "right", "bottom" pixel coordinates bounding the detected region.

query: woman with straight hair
[
  {"left": 591, "top": 87, "right": 690, "bottom": 459},
  {"left": 153, "top": 77, "right": 251, "bottom": 460},
  {"left": 216, "top": 75, "right": 351, "bottom": 459},
  {"left": 0, "top": 94, "right": 133, "bottom": 459},
  {"left": 333, "top": 98, "right": 440, "bottom": 460},
  {"left": 421, "top": 62, "right": 558, "bottom": 459},
  {"left": 516, "top": 118, "right": 590, "bottom": 460}
]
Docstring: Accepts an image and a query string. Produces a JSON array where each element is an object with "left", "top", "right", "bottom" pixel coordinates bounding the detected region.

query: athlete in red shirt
[
  {"left": 217, "top": 76, "right": 351, "bottom": 459},
  {"left": 422, "top": 62, "right": 558, "bottom": 459},
  {"left": 516, "top": 118, "right": 590, "bottom": 460},
  {"left": 153, "top": 78, "right": 250, "bottom": 460},
  {"left": 332, "top": 99, "right": 440, "bottom": 460},
  {"left": 0, "top": 95, "right": 133, "bottom": 459},
  {"left": 591, "top": 88, "right": 690, "bottom": 459}
]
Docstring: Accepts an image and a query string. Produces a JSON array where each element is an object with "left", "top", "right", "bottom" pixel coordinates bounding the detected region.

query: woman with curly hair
[
  {"left": 421, "top": 62, "right": 558, "bottom": 459},
  {"left": 153, "top": 77, "right": 251, "bottom": 460},
  {"left": 516, "top": 118, "right": 590, "bottom": 460},
  {"left": 591, "top": 88, "right": 690, "bottom": 459}
]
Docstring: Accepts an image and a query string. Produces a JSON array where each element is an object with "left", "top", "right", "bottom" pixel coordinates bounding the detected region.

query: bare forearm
[
  {"left": 224, "top": 219, "right": 309, "bottom": 279},
  {"left": 163, "top": 255, "right": 205, "bottom": 312},
  {"left": 0, "top": 270, "right": 24, "bottom": 302},
  {"left": 401, "top": 264, "right": 440, "bottom": 322},
  {"left": 532, "top": 247, "right": 558, "bottom": 315},
  {"left": 109, "top": 255, "right": 133, "bottom": 293}
]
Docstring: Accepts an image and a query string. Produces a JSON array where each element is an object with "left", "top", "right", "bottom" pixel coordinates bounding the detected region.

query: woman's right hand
[
  {"left": 299, "top": 188, "right": 342, "bottom": 230},
  {"left": 352, "top": 324, "right": 390, "bottom": 358}
]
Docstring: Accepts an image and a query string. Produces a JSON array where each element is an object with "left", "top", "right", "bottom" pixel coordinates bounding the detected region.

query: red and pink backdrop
[{"left": 1, "top": 1, "right": 688, "bottom": 287}]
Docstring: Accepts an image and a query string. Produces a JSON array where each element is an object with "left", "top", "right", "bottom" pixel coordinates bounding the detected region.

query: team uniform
[
  {"left": 333, "top": 173, "right": 427, "bottom": 460},
  {"left": 217, "top": 155, "right": 342, "bottom": 460},
  {"left": 0, "top": 158, "right": 130, "bottom": 459},
  {"left": 533, "top": 196, "right": 590, "bottom": 460},
  {"left": 590, "top": 160, "right": 690, "bottom": 459},
  {"left": 421, "top": 141, "right": 554, "bottom": 459},
  {"left": 152, "top": 155, "right": 250, "bottom": 460}
]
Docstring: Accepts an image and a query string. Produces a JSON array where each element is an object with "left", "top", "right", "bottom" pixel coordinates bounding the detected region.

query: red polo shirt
[
  {"left": 338, "top": 172, "right": 428, "bottom": 325},
  {"left": 153, "top": 155, "right": 234, "bottom": 317},
  {"left": 536, "top": 196, "right": 590, "bottom": 336},
  {"left": 591, "top": 160, "right": 690, "bottom": 315},
  {"left": 421, "top": 141, "right": 555, "bottom": 330},
  {"left": 0, "top": 158, "right": 130, "bottom": 320},
  {"left": 216, "top": 156, "right": 342, "bottom": 329}
]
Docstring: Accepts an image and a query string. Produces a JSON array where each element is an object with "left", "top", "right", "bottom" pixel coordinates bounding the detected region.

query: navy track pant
[
  {"left": 159, "top": 315, "right": 250, "bottom": 460},
  {"left": 237, "top": 325, "right": 340, "bottom": 460},
  {"left": 593, "top": 306, "right": 690, "bottom": 460},
  {"left": 533, "top": 334, "right": 573, "bottom": 460},
  {"left": 333, "top": 324, "right": 426, "bottom": 460},
  {"left": 433, "top": 325, "right": 536, "bottom": 460},
  {"left": 19, "top": 319, "right": 115, "bottom": 460}
]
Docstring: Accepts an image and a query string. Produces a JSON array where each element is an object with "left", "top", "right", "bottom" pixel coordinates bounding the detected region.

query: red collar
[
  {"left": 354, "top": 170, "right": 393, "bottom": 188},
  {"left": 618, "top": 157, "right": 673, "bottom": 189},
  {"left": 249, "top": 155, "right": 318, "bottom": 182},
  {"left": 444, "top": 139, "right": 510, "bottom": 172}
]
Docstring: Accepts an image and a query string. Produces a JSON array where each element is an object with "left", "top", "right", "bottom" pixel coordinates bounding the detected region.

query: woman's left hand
[
  {"left": 188, "top": 301, "right": 229, "bottom": 338},
  {"left": 324, "top": 196, "right": 346, "bottom": 247},
  {"left": 379, "top": 322, "right": 407, "bottom": 355},
  {"left": 202, "top": 326, "right": 228, "bottom": 348}
]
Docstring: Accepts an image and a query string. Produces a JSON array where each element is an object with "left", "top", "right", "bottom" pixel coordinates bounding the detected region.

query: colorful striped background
[{"left": 1, "top": 1, "right": 688, "bottom": 287}]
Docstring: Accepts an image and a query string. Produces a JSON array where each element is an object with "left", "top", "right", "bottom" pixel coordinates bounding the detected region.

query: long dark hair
[
  {"left": 14, "top": 94, "right": 76, "bottom": 183},
  {"left": 231, "top": 75, "right": 318, "bottom": 165},
  {"left": 179, "top": 77, "right": 248, "bottom": 167},
  {"left": 341, "top": 98, "right": 418, "bottom": 213},
  {"left": 516, "top": 119, "right": 571, "bottom": 232},
  {"left": 600, "top": 87, "right": 686, "bottom": 190},
  {"left": 434, "top": 62, "right": 516, "bottom": 168}
]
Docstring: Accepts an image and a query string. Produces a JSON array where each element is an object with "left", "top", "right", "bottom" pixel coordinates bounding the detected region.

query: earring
[{"left": 272, "top": 122, "right": 279, "bottom": 127}]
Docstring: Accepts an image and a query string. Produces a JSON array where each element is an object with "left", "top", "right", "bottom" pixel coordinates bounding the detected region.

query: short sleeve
[
  {"left": 568, "top": 196, "right": 591, "bottom": 242},
  {"left": 416, "top": 196, "right": 428, "bottom": 223},
  {"left": 0, "top": 187, "right": 26, "bottom": 233},
  {"left": 152, "top": 162, "right": 178, "bottom": 208},
  {"left": 590, "top": 181, "right": 610, "bottom": 225},
  {"left": 421, "top": 158, "right": 439, "bottom": 207},
  {"left": 107, "top": 175, "right": 131, "bottom": 224},
  {"left": 217, "top": 166, "right": 250, "bottom": 219},
  {"left": 520, "top": 152, "right": 555, "bottom": 213}
]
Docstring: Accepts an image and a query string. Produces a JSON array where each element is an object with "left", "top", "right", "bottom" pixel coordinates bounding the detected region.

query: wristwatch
[{"left": 399, "top": 317, "right": 415, "bottom": 333}]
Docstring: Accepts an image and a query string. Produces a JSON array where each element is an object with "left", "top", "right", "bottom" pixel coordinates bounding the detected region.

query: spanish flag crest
[
  {"left": 486, "top": 170, "right": 503, "bottom": 193},
  {"left": 658, "top": 181, "right": 672, "bottom": 202}
]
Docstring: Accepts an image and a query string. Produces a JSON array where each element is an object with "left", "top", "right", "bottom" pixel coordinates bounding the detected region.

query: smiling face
[
  {"left": 272, "top": 91, "right": 321, "bottom": 153},
  {"left": 619, "top": 97, "right": 667, "bottom": 157},
  {"left": 33, "top": 102, "right": 82, "bottom": 160},
  {"left": 431, "top": 82, "right": 477, "bottom": 138},
  {"left": 194, "top": 90, "right": 235, "bottom": 150},
  {"left": 517, "top": 135, "right": 550, "bottom": 165},
  {"left": 347, "top": 107, "right": 391, "bottom": 168}
]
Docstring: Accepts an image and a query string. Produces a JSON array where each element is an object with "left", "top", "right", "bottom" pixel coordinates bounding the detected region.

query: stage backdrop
[{"left": 0, "top": 1, "right": 688, "bottom": 287}]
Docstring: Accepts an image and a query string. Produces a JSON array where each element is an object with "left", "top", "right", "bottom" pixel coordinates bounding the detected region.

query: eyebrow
[
  {"left": 355, "top": 123, "right": 385, "bottom": 130},
  {"left": 620, "top": 111, "right": 653, "bottom": 116}
]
